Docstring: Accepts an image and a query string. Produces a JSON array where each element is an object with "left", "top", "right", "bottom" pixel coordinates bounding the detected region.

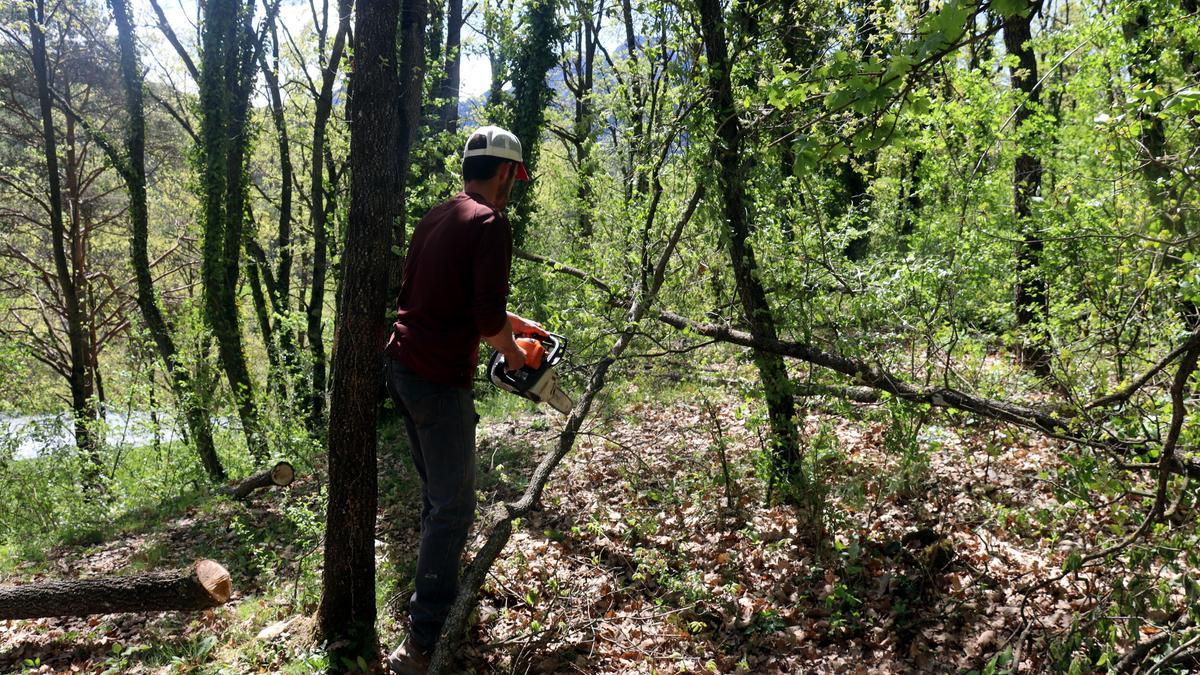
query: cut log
[
  {"left": 222, "top": 461, "right": 296, "bottom": 499},
  {"left": 0, "top": 559, "right": 232, "bottom": 620}
]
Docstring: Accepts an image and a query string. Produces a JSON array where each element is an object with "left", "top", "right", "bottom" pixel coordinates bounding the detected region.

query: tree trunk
[
  {"left": 507, "top": 0, "right": 560, "bottom": 247},
  {"left": 619, "top": 0, "right": 648, "bottom": 203},
  {"left": 0, "top": 560, "right": 231, "bottom": 620},
  {"left": 304, "top": 0, "right": 352, "bottom": 436},
  {"left": 198, "top": 0, "right": 268, "bottom": 462},
  {"left": 1002, "top": 0, "right": 1051, "bottom": 377},
  {"left": 439, "top": 0, "right": 463, "bottom": 132},
  {"left": 222, "top": 461, "right": 295, "bottom": 499},
  {"left": 569, "top": 0, "right": 599, "bottom": 239},
  {"left": 107, "top": 0, "right": 225, "bottom": 482},
  {"left": 317, "top": 0, "right": 415, "bottom": 663},
  {"left": 27, "top": 0, "right": 101, "bottom": 486},
  {"left": 1123, "top": 5, "right": 1197, "bottom": 327},
  {"left": 385, "top": 0, "right": 429, "bottom": 305},
  {"left": 696, "top": 0, "right": 803, "bottom": 489},
  {"left": 258, "top": 21, "right": 301, "bottom": 402}
]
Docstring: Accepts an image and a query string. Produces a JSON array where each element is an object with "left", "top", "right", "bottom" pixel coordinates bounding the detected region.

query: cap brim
[{"left": 515, "top": 162, "right": 530, "bottom": 181}]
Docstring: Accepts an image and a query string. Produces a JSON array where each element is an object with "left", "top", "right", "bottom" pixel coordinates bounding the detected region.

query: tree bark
[
  {"left": 317, "top": 0, "right": 413, "bottom": 662},
  {"left": 1123, "top": 5, "right": 1197, "bottom": 327},
  {"left": 696, "top": 0, "right": 803, "bottom": 488},
  {"left": 565, "top": 0, "right": 600, "bottom": 239},
  {"left": 258, "top": 20, "right": 301, "bottom": 399},
  {"left": 1002, "top": 0, "right": 1051, "bottom": 377},
  {"left": 439, "top": 0, "right": 463, "bottom": 132},
  {"left": 222, "top": 461, "right": 295, "bottom": 499},
  {"left": 0, "top": 560, "right": 231, "bottom": 620},
  {"left": 198, "top": 0, "right": 268, "bottom": 462},
  {"left": 507, "top": 0, "right": 560, "bottom": 247},
  {"left": 27, "top": 0, "right": 100, "bottom": 486},
  {"left": 304, "top": 0, "right": 352, "bottom": 436},
  {"left": 107, "top": 0, "right": 225, "bottom": 482},
  {"left": 385, "top": 0, "right": 429, "bottom": 304}
]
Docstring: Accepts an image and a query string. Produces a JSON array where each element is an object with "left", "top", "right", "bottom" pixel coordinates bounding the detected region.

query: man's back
[{"left": 387, "top": 192, "right": 512, "bottom": 388}]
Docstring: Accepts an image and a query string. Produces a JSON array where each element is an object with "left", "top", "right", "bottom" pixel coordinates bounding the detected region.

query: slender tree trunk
[
  {"left": 898, "top": 149, "right": 924, "bottom": 248},
  {"left": 27, "top": 0, "right": 101, "bottom": 486},
  {"left": 570, "top": 0, "right": 599, "bottom": 239},
  {"left": 317, "top": 0, "right": 414, "bottom": 663},
  {"left": 198, "top": 0, "right": 268, "bottom": 461},
  {"left": 108, "top": 0, "right": 225, "bottom": 481},
  {"left": 385, "top": 0, "right": 429, "bottom": 303},
  {"left": 1002, "top": 0, "right": 1051, "bottom": 377},
  {"left": 697, "top": 0, "right": 802, "bottom": 489},
  {"left": 1124, "top": 6, "right": 1197, "bottom": 327},
  {"left": 507, "top": 0, "right": 560, "bottom": 246},
  {"left": 439, "top": 0, "right": 463, "bottom": 132},
  {"left": 304, "top": 0, "right": 351, "bottom": 436},
  {"left": 620, "top": 0, "right": 648, "bottom": 202},
  {"left": 259, "top": 21, "right": 300, "bottom": 400},
  {"left": 63, "top": 86, "right": 104, "bottom": 439}
]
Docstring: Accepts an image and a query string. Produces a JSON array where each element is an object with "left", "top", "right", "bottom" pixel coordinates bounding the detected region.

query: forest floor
[{"left": 0, "top": 374, "right": 1144, "bottom": 673}]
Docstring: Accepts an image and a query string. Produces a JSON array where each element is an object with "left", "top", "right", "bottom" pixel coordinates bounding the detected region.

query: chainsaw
[{"left": 487, "top": 332, "right": 574, "bottom": 414}]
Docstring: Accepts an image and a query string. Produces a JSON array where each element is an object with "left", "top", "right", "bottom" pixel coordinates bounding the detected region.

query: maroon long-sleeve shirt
[{"left": 385, "top": 192, "right": 512, "bottom": 388}]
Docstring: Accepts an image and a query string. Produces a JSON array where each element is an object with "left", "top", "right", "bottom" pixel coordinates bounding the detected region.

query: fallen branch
[
  {"left": 794, "top": 382, "right": 881, "bottom": 403},
  {"left": 221, "top": 461, "right": 295, "bottom": 499},
  {"left": 515, "top": 248, "right": 1200, "bottom": 462},
  {"left": 514, "top": 249, "right": 1072, "bottom": 435},
  {"left": 0, "top": 559, "right": 231, "bottom": 620}
]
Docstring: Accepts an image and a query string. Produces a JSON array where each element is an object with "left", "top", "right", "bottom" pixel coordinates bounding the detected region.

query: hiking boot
[{"left": 386, "top": 639, "right": 431, "bottom": 675}]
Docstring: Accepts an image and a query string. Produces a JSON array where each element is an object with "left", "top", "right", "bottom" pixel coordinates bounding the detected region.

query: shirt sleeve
[{"left": 472, "top": 211, "right": 512, "bottom": 336}]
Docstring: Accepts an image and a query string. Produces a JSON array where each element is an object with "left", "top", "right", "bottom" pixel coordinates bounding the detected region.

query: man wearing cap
[{"left": 383, "top": 125, "right": 540, "bottom": 672}]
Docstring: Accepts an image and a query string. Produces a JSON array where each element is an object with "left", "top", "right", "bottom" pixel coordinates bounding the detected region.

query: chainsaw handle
[{"left": 489, "top": 333, "right": 565, "bottom": 387}]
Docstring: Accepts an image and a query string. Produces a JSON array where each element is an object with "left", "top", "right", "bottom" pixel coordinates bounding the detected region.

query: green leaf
[{"left": 991, "top": 0, "right": 1030, "bottom": 18}]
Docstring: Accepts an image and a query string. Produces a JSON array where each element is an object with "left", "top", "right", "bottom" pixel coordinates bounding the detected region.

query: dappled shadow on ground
[{"left": 446, "top": 395, "right": 1066, "bottom": 673}]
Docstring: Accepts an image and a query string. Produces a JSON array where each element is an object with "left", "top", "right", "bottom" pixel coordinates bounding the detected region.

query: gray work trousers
[{"left": 384, "top": 359, "right": 477, "bottom": 650}]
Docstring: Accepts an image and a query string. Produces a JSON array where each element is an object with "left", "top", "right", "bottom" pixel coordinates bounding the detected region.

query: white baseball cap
[{"left": 463, "top": 125, "right": 529, "bottom": 181}]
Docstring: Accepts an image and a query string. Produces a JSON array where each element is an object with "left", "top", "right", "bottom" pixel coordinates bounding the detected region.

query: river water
[{"left": 1, "top": 412, "right": 183, "bottom": 460}]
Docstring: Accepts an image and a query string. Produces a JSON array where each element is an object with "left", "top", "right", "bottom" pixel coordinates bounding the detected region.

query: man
[{"left": 384, "top": 125, "right": 543, "bottom": 673}]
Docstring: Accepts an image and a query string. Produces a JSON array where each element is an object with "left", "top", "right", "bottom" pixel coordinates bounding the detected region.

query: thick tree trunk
[
  {"left": 696, "top": 0, "right": 802, "bottom": 488},
  {"left": 0, "top": 560, "right": 231, "bottom": 620},
  {"left": 1002, "top": 1, "right": 1051, "bottom": 377},
  {"left": 27, "top": 0, "right": 101, "bottom": 486},
  {"left": 222, "top": 461, "right": 295, "bottom": 499},
  {"left": 317, "top": 0, "right": 416, "bottom": 662},
  {"left": 108, "top": 0, "right": 225, "bottom": 482},
  {"left": 304, "top": 0, "right": 351, "bottom": 436}
]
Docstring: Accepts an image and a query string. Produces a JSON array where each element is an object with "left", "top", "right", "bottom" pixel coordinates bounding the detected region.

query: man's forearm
[{"left": 484, "top": 316, "right": 518, "bottom": 352}]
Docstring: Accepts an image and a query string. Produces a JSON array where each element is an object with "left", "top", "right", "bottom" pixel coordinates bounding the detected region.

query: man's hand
[
  {"left": 500, "top": 343, "right": 526, "bottom": 372},
  {"left": 507, "top": 312, "right": 548, "bottom": 338},
  {"left": 485, "top": 316, "right": 527, "bottom": 372}
]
